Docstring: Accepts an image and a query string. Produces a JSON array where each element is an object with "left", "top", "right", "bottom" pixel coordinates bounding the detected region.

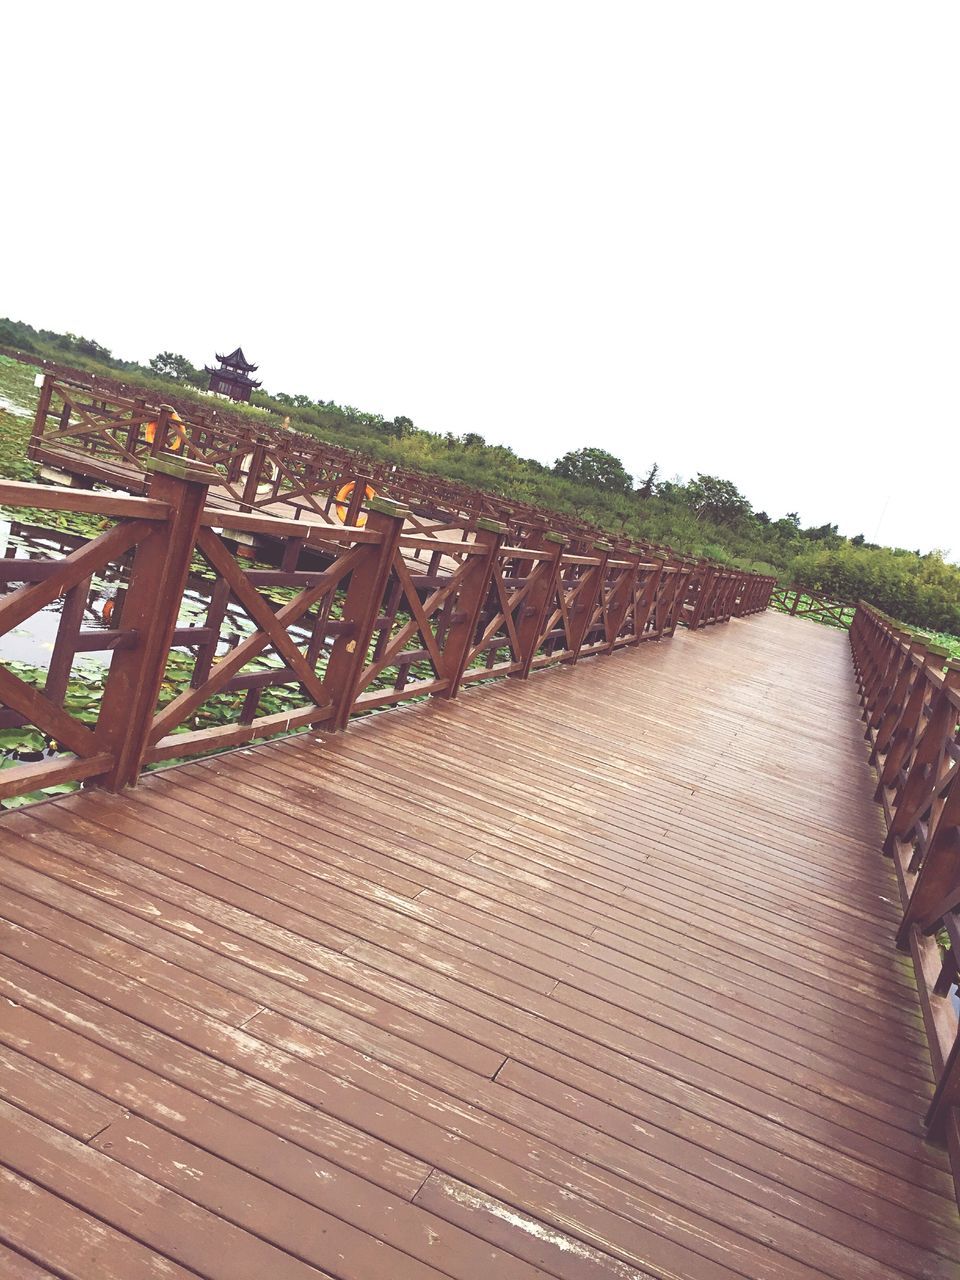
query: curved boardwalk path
[{"left": 0, "top": 611, "right": 956, "bottom": 1279}]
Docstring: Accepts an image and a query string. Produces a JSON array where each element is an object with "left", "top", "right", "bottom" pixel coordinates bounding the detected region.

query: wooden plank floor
[{"left": 0, "top": 610, "right": 957, "bottom": 1279}]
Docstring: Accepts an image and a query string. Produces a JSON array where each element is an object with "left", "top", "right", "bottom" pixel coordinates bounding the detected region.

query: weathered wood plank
[{"left": 0, "top": 610, "right": 956, "bottom": 1279}]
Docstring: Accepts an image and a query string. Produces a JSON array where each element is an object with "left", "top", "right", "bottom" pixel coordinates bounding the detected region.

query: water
[
  {"left": 0, "top": 394, "right": 32, "bottom": 418},
  {"left": 0, "top": 520, "right": 113, "bottom": 669},
  {"left": 0, "top": 517, "right": 317, "bottom": 674}
]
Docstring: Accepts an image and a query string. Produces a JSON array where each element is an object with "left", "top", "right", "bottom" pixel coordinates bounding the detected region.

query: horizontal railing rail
[
  {"left": 0, "top": 462, "right": 774, "bottom": 804},
  {"left": 850, "top": 602, "right": 960, "bottom": 1195}
]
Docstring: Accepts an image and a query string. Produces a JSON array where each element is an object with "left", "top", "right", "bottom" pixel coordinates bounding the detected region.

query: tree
[
  {"left": 0, "top": 323, "right": 34, "bottom": 351},
  {"left": 149, "top": 351, "right": 201, "bottom": 383},
  {"left": 553, "top": 447, "right": 632, "bottom": 493},
  {"left": 636, "top": 462, "right": 659, "bottom": 499},
  {"left": 773, "top": 511, "right": 801, "bottom": 538},
  {"left": 388, "top": 415, "right": 414, "bottom": 439},
  {"left": 682, "top": 474, "right": 752, "bottom": 525},
  {"left": 462, "top": 432, "right": 486, "bottom": 449},
  {"left": 801, "top": 522, "right": 841, "bottom": 546},
  {"left": 73, "top": 336, "right": 112, "bottom": 361}
]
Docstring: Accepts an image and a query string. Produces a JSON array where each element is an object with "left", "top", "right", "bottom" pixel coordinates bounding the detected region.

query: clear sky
[{"left": 4, "top": 3, "right": 958, "bottom": 555}]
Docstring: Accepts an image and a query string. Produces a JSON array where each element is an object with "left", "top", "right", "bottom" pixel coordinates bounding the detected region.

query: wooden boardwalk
[{"left": 0, "top": 610, "right": 956, "bottom": 1280}]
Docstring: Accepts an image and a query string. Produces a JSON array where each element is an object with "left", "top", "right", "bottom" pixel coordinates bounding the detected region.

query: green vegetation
[
  {"left": 1, "top": 315, "right": 958, "bottom": 636},
  {"left": 912, "top": 628, "right": 960, "bottom": 662}
]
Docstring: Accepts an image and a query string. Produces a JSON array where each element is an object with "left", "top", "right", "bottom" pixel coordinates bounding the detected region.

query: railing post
[
  {"left": 631, "top": 555, "right": 664, "bottom": 643},
  {"left": 345, "top": 473, "right": 372, "bottom": 528},
  {"left": 664, "top": 561, "right": 693, "bottom": 636},
  {"left": 568, "top": 541, "right": 610, "bottom": 663},
  {"left": 96, "top": 455, "right": 218, "bottom": 790},
  {"left": 688, "top": 563, "right": 715, "bottom": 629},
  {"left": 147, "top": 405, "right": 172, "bottom": 458},
  {"left": 28, "top": 374, "right": 54, "bottom": 463},
  {"left": 240, "top": 442, "right": 268, "bottom": 511},
  {"left": 125, "top": 395, "right": 147, "bottom": 458},
  {"left": 602, "top": 549, "right": 640, "bottom": 651},
  {"left": 511, "top": 532, "right": 566, "bottom": 680},
  {"left": 325, "top": 497, "right": 408, "bottom": 729},
  {"left": 437, "top": 518, "right": 504, "bottom": 698}
]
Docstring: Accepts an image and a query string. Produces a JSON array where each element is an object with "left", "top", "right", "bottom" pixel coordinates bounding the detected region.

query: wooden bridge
[
  {"left": 1, "top": 607, "right": 959, "bottom": 1279},
  {"left": 0, "top": 369, "right": 958, "bottom": 1276}
]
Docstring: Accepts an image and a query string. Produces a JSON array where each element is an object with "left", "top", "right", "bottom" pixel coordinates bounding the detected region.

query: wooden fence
[
  {"left": 26, "top": 370, "right": 632, "bottom": 551},
  {"left": 769, "top": 587, "right": 857, "bottom": 629},
  {"left": 0, "top": 462, "right": 775, "bottom": 803},
  {"left": 850, "top": 602, "right": 960, "bottom": 1182}
]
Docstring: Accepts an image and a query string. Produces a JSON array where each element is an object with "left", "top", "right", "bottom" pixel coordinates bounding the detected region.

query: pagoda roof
[
  {"left": 204, "top": 364, "right": 262, "bottom": 388},
  {"left": 214, "top": 346, "right": 258, "bottom": 372}
]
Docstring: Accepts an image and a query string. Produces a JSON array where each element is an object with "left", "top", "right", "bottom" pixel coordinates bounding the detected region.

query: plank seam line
[{"left": 0, "top": 1154, "right": 191, "bottom": 1280}]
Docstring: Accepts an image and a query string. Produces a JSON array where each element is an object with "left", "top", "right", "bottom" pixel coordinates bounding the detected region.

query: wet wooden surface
[{"left": 0, "top": 610, "right": 956, "bottom": 1279}]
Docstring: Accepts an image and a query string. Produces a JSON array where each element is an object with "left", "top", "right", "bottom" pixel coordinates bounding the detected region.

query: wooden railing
[
  {"left": 770, "top": 587, "right": 857, "bottom": 629},
  {"left": 25, "top": 371, "right": 593, "bottom": 544},
  {"left": 25, "top": 369, "right": 757, "bottom": 567},
  {"left": 0, "top": 462, "right": 774, "bottom": 803},
  {"left": 850, "top": 602, "right": 960, "bottom": 1186}
]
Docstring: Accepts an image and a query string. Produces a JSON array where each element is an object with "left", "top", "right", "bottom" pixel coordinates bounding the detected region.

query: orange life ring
[
  {"left": 334, "top": 480, "right": 376, "bottom": 526},
  {"left": 145, "top": 410, "right": 187, "bottom": 452}
]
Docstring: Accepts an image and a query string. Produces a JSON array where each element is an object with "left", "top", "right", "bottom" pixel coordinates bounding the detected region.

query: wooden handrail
[
  {"left": 27, "top": 369, "right": 780, "bottom": 577},
  {"left": 0, "top": 468, "right": 776, "bottom": 801},
  {"left": 849, "top": 602, "right": 960, "bottom": 1192}
]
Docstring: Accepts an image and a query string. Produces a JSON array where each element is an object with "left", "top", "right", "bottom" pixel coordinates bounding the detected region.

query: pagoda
[{"left": 204, "top": 347, "right": 262, "bottom": 403}]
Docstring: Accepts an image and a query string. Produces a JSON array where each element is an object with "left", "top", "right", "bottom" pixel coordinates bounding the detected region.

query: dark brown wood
[
  {"left": 850, "top": 601, "right": 960, "bottom": 1179},
  {"left": 0, "top": 752, "right": 113, "bottom": 801},
  {"left": 96, "top": 458, "right": 218, "bottom": 788},
  {"left": 26, "top": 370, "right": 775, "bottom": 606},
  {"left": 512, "top": 533, "right": 566, "bottom": 679},
  {"left": 0, "top": 458, "right": 774, "bottom": 796},
  {"left": 0, "top": 480, "right": 169, "bottom": 520},
  {"left": 0, "top": 611, "right": 956, "bottom": 1279},
  {"left": 325, "top": 498, "right": 409, "bottom": 729}
]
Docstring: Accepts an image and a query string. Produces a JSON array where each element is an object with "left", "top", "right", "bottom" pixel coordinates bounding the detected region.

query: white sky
[{"left": 4, "top": 3, "right": 958, "bottom": 555}]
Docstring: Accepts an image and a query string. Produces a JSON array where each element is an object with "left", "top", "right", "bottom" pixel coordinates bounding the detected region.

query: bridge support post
[
  {"left": 630, "top": 556, "right": 664, "bottom": 643},
  {"left": 240, "top": 443, "right": 269, "bottom": 512},
  {"left": 511, "top": 532, "right": 566, "bottom": 680},
  {"left": 325, "top": 497, "right": 408, "bottom": 729},
  {"left": 436, "top": 519, "right": 505, "bottom": 699},
  {"left": 97, "top": 455, "right": 218, "bottom": 790},
  {"left": 566, "top": 542, "right": 610, "bottom": 664},
  {"left": 344, "top": 474, "right": 372, "bottom": 528},
  {"left": 601, "top": 549, "right": 640, "bottom": 652},
  {"left": 27, "top": 374, "right": 54, "bottom": 464}
]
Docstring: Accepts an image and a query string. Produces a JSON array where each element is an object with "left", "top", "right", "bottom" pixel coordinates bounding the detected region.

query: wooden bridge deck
[{"left": 0, "top": 611, "right": 956, "bottom": 1280}]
